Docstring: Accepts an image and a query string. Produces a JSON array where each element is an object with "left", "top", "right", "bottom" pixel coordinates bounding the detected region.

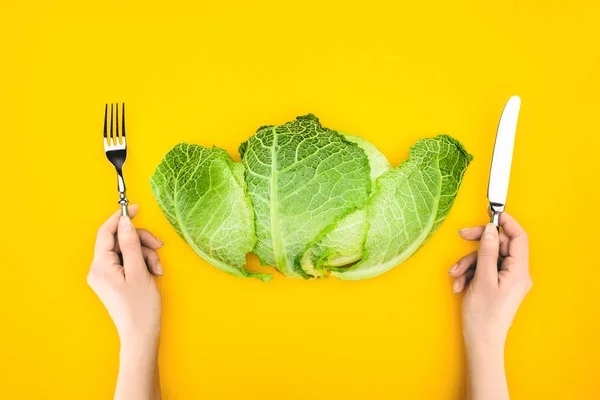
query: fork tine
[
  {"left": 110, "top": 103, "right": 114, "bottom": 145},
  {"left": 103, "top": 104, "right": 108, "bottom": 138},
  {"left": 116, "top": 103, "right": 120, "bottom": 143},
  {"left": 122, "top": 103, "right": 126, "bottom": 138}
]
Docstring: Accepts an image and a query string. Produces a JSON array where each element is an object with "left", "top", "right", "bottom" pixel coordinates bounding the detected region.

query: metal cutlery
[
  {"left": 488, "top": 95, "right": 521, "bottom": 228},
  {"left": 103, "top": 103, "right": 129, "bottom": 217}
]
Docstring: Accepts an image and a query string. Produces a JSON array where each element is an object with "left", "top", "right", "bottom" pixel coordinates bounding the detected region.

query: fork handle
[{"left": 117, "top": 170, "right": 129, "bottom": 217}]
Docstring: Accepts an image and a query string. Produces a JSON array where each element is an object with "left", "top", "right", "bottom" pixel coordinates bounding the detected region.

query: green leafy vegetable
[
  {"left": 299, "top": 134, "right": 391, "bottom": 277},
  {"left": 150, "top": 115, "right": 472, "bottom": 281},
  {"left": 239, "top": 115, "right": 371, "bottom": 278},
  {"left": 331, "top": 135, "right": 473, "bottom": 280},
  {"left": 150, "top": 144, "right": 271, "bottom": 281}
]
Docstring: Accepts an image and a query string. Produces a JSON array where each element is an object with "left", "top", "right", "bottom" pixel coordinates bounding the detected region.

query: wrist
[
  {"left": 465, "top": 341, "right": 505, "bottom": 371},
  {"left": 465, "top": 338, "right": 505, "bottom": 360},
  {"left": 119, "top": 324, "right": 160, "bottom": 350},
  {"left": 120, "top": 334, "right": 159, "bottom": 361},
  {"left": 463, "top": 325, "right": 507, "bottom": 359}
]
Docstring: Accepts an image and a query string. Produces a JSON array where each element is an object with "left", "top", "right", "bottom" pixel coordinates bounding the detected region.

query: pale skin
[
  {"left": 450, "top": 212, "right": 532, "bottom": 400},
  {"left": 88, "top": 205, "right": 162, "bottom": 400},
  {"left": 88, "top": 206, "right": 531, "bottom": 400}
]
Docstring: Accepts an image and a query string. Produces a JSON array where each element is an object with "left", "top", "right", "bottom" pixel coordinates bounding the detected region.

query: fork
[{"left": 103, "top": 103, "right": 129, "bottom": 217}]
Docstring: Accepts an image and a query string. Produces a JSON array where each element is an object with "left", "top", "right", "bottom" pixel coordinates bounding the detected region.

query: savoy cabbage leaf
[
  {"left": 239, "top": 115, "right": 371, "bottom": 278},
  {"left": 150, "top": 144, "right": 271, "bottom": 281},
  {"left": 300, "top": 134, "right": 391, "bottom": 277},
  {"left": 331, "top": 135, "right": 473, "bottom": 280}
]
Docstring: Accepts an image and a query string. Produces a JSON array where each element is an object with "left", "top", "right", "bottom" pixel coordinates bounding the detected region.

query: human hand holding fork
[{"left": 90, "top": 103, "right": 164, "bottom": 399}]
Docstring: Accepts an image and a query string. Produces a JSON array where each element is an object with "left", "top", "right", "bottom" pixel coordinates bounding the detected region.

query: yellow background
[{"left": 1, "top": 1, "right": 599, "bottom": 399}]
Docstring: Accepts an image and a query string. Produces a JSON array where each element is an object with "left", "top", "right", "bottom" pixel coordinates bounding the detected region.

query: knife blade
[{"left": 488, "top": 95, "right": 521, "bottom": 227}]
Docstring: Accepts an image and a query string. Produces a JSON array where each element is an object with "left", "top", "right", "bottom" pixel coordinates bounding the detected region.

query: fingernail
[
  {"left": 458, "top": 228, "right": 471, "bottom": 233},
  {"left": 119, "top": 216, "right": 134, "bottom": 232},
  {"left": 453, "top": 280, "right": 460, "bottom": 293},
  {"left": 156, "top": 238, "right": 165, "bottom": 246},
  {"left": 483, "top": 223, "right": 496, "bottom": 240},
  {"left": 448, "top": 264, "right": 458, "bottom": 273},
  {"left": 156, "top": 262, "right": 163, "bottom": 276}
]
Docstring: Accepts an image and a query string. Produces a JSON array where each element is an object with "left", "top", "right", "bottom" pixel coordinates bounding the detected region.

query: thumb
[
  {"left": 474, "top": 223, "right": 500, "bottom": 287},
  {"left": 118, "top": 215, "right": 147, "bottom": 279}
]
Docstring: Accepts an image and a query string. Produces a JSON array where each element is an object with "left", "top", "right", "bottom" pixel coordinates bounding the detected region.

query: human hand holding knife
[{"left": 449, "top": 96, "right": 531, "bottom": 400}]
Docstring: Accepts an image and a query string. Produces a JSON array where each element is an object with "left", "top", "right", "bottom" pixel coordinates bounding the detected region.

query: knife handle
[
  {"left": 489, "top": 203, "right": 503, "bottom": 230},
  {"left": 490, "top": 210, "right": 500, "bottom": 229}
]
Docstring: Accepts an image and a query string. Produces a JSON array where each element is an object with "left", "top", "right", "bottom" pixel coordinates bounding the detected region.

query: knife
[{"left": 488, "top": 95, "right": 521, "bottom": 228}]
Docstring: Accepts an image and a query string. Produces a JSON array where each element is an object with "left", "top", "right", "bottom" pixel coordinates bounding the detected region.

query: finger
[
  {"left": 449, "top": 251, "right": 477, "bottom": 277},
  {"left": 499, "top": 212, "right": 526, "bottom": 239},
  {"left": 117, "top": 215, "right": 148, "bottom": 279},
  {"left": 138, "top": 229, "right": 164, "bottom": 250},
  {"left": 142, "top": 247, "right": 163, "bottom": 276},
  {"left": 94, "top": 204, "right": 140, "bottom": 257},
  {"left": 499, "top": 255, "right": 530, "bottom": 279},
  {"left": 453, "top": 269, "right": 475, "bottom": 293},
  {"left": 114, "top": 228, "right": 164, "bottom": 252},
  {"left": 458, "top": 226, "right": 510, "bottom": 257},
  {"left": 499, "top": 212, "right": 529, "bottom": 260},
  {"left": 499, "top": 259, "right": 533, "bottom": 293},
  {"left": 474, "top": 223, "right": 500, "bottom": 287}
]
